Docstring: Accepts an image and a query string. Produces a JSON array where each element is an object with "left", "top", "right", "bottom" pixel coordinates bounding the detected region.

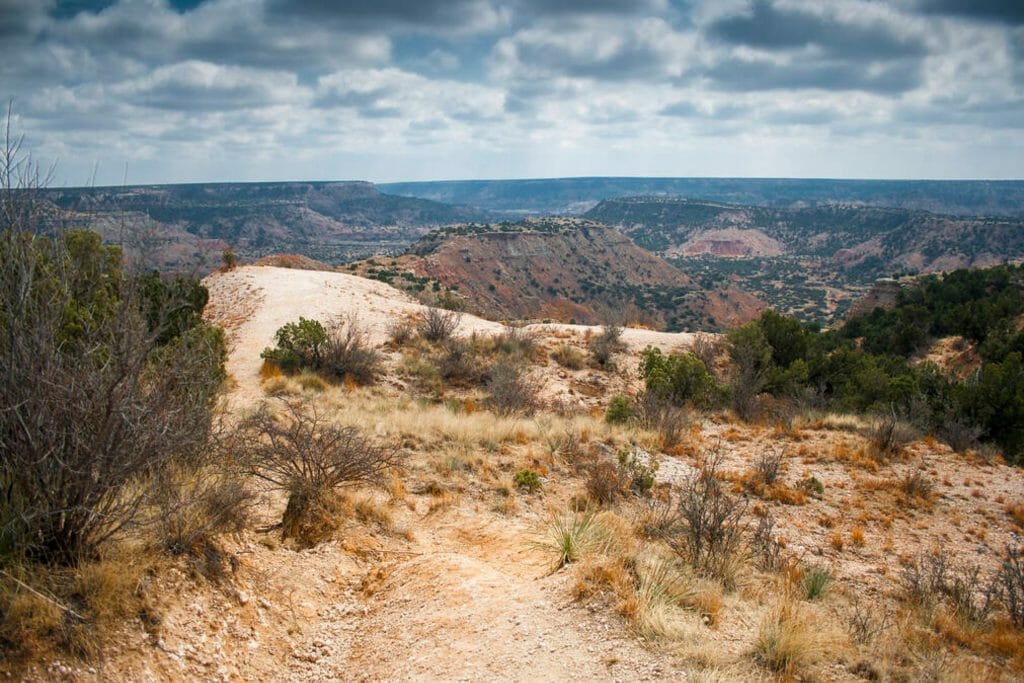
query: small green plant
[
  {"left": 605, "top": 393, "right": 633, "bottom": 424},
  {"left": 799, "top": 475, "right": 824, "bottom": 497},
  {"left": 801, "top": 564, "right": 832, "bottom": 600},
  {"left": 513, "top": 468, "right": 542, "bottom": 492},
  {"left": 617, "top": 448, "right": 657, "bottom": 495},
  {"left": 534, "top": 509, "right": 608, "bottom": 569}
]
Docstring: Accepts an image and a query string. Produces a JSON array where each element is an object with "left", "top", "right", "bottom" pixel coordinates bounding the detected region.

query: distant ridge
[{"left": 380, "top": 177, "right": 1024, "bottom": 218}]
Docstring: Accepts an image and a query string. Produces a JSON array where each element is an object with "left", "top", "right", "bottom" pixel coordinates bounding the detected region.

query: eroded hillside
[{"left": 351, "top": 219, "right": 764, "bottom": 332}]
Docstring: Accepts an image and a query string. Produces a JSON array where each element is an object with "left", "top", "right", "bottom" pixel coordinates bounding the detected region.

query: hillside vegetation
[
  {"left": 586, "top": 196, "right": 1024, "bottom": 324},
  {"left": 43, "top": 181, "right": 489, "bottom": 271},
  {"left": 349, "top": 218, "right": 764, "bottom": 332}
]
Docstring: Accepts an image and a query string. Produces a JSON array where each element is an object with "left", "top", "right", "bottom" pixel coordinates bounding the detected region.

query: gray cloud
[
  {"left": 0, "top": 0, "right": 1020, "bottom": 184},
  {"left": 916, "top": 0, "right": 1024, "bottom": 25},
  {"left": 710, "top": 1, "right": 926, "bottom": 59},
  {"left": 707, "top": 56, "right": 922, "bottom": 93}
]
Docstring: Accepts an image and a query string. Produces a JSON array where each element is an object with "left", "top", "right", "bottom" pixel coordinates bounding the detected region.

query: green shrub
[
  {"left": 605, "top": 393, "right": 633, "bottom": 424},
  {"left": 639, "top": 347, "right": 721, "bottom": 408},
  {"left": 801, "top": 565, "right": 832, "bottom": 600},
  {"left": 513, "top": 469, "right": 542, "bottom": 491},
  {"left": 261, "top": 317, "right": 327, "bottom": 373}
]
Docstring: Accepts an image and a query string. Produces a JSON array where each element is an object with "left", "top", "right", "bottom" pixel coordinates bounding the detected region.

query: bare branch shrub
[
  {"left": 633, "top": 391, "right": 689, "bottom": 448},
  {"left": 690, "top": 332, "right": 724, "bottom": 379},
  {"left": 588, "top": 323, "right": 623, "bottom": 369},
  {"left": 585, "top": 461, "right": 629, "bottom": 506},
  {"left": 901, "top": 552, "right": 997, "bottom": 625},
  {"left": 866, "top": 408, "right": 917, "bottom": 460},
  {"left": 998, "top": 544, "right": 1024, "bottom": 628},
  {"left": 486, "top": 359, "right": 539, "bottom": 416},
  {"left": 321, "top": 315, "right": 382, "bottom": 385},
  {"left": 237, "top": 401, "right": 402, "bottom": 542},
  {"left": 437, "top": 338, "right": 487, "bottom": 387},
  {"left": 418, "top": 306, "right": 462, "bottom": 343},
  {"left": 753, "top": 449, "right": 783, "bottom": 486},
  {"left": 752, "top": 511, "right": 784, "bottom": 572},
  {"left": 665, "top": 454, "right": 749, "bottom": 584},
  {"left": 492, "top": 325, "right": 537, "bottom": 361}
]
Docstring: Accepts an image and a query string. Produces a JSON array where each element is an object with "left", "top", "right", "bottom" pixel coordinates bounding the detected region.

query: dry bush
[
  {"left": 152, "top": 464, "right": 255, "bottom": 561},
  {"left": 752, "top": 512, "right": 785, "bottom": 572},
  {"left": 753, "top": 449, "right": 783, "bottom": 486},
  {"left": 998, "top": 545, "right": 1024, "bottom": 628},
  {"left": 236, "top": 401, "right": 402, "bottom": 544},
  {"left": 898, "top": 469, "right": 935, "bottom": 503},
  {"left": 690, "top": 333, "right": 724, "bottom": 379},
  {"left": 492, "top": 326, "right": 537, "bottom": 361},
  {"left": 753, "top": 599, "right": 822, "bottom": 676},
  {"left": 436, "top": 338, "right": 487, "bottom": 387},
  {"left": 321, "top": 315, "right": 382, "bottom": 385},
  {"left": 866, "top": 410, "right": 917, "bottom": 460},
  {"left": 386, "top": 314, "right": 417, "bottom": 348},
  {"left": 634, "top": 391, "right": 689, "bottom": 449},
  {"left": 486, "top": 359, "right": 539, "bottom": 416},
  {"left": 418, "top": 306, "right": 462, "bottom": 343},
  {"left": 901, "top": 553, "right": 997, "bottom": 625},
  {"left": 588, "top": 323, "right": 623, "bottom": 369},
  {"left": 552, "top": 344, "right": 586, "bottom": 370},
  {"left": 663, "top": 455, "right": 749, "bottom": 585},
  {"left": 586, "top": 461, "right": 629, "bottom": 506}
]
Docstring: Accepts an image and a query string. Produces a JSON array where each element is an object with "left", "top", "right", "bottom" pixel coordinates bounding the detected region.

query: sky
[{"left": 3, "top": 0, "right": 1023, "bottom": 186}]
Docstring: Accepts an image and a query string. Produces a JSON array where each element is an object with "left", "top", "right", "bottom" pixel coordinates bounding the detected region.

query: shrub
[
  {"left": 261, "top": 317, "right": 327, "bottom": 373},
  {"left": 0, "top": 228, "right": 226, "bottom": 566},
  {"left": 320, "top": 316, "right": 382, "bottom": 385},
  {"left": 552, "top": 344, "right": 586, "bottom": 370},
  {"left": 633, "top": 391, "right": 690, "bottom": 448},
  {"left": 753, "top": 449, "right": 783, "bottom": 486},
  {"left": 752, "top": 512, "right": 785, "bottom": 572},
  {"left": 800, "top": 565, "right": 832, "bottom": 600},
  {"left": 639, "top": 347, "right": 720, "bottom": 408},
  {"left": 535, "top": 509, "right": 609, "bottom": 569},
  {"left": 799, "top": 475, "right": 824, "bottom": 497},
  {"left": 726, "top": 322, "right": 773, "bottom": 421},
  {"left": 866, "top": 409, "right": 917, "bottom": 460},
  {"left": 418, "top": 306, "right": 462, "bottom": 343},
  {"left": 902, "top": 552, "right": 997, "bottom": 625},
  {"left": 236, "top": 401, "right": 402, "bottom": 544},
  {"left": 486, "top": 359, "right": 538, "bottom": 416},
  {"left": 899, "top": 469, "right": 935, "bottom": 502},
  {"left": 664, "top": 455, "right": 749, "bottom": 584},
  {"left": 586, "top": 461, "right": 628, "bottom": 505},
  {"left": 263, "top": 316, "right": 381, "bottom": 385},
  {"left": 387, "top": 315, "right": 417, "bottom": 347},
  {"left": 513, "top": 468, "right": 542, "bottom": 492},
  {"left": 589, "top": 323, "right": 623, "bottom": 369},
  {"left": 617, "top": 448, "right": 657, "bottom": 496},
  {"left": 221, "top": 247, "right": 237, "bottom": 270},
  {"left": 436, "top": 338, "right": 487, "bottom": 387},
  {"left": 493, "top": 326, "right": 537, "bottom": 360},
  {"left": 605, "top": 393, "right": 633, "bottom": 424},
  {"left": 997, "top": 545, "right": 1024, "bottom": 628}
]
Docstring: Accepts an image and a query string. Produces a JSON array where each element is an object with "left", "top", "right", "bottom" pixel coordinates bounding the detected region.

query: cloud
[
  {"left": 122, "top": 60, "right": 306, "bottom": 111},
  {"left": 709, "top": 1, "right": 926, "bottom": 59},
  {"left": 916, "top": 0, "right": 1024, "bottom": 25},
  {"left": 491, "top": 16, "right": 693, "bottom": 82},
  {"left": 0, "top": 0, "right": 1020, "bottom": 184},
  {"left": 707, "top": 56, "right": 922, "bottom": 93}
]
